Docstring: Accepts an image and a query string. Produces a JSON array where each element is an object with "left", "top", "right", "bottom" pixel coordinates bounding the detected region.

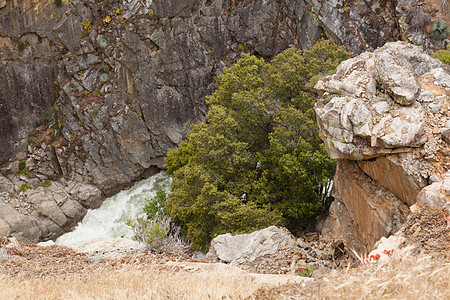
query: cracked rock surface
[{"left": 315, "top": 42, "right": 450, "bottom": 252}]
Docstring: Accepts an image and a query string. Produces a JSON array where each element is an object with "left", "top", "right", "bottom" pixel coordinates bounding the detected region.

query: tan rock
[
  {"left": 416, "top": 172, "right": 450, "bottom": 210},
  {"left": 357, "top": 155, "right": 427, "bottom": 206},
  {"left": 315, "top": 42, "right": 449, "bottom": 252},
  {"left": 322, "top": 160, "right": 409, "bottom": 253}
]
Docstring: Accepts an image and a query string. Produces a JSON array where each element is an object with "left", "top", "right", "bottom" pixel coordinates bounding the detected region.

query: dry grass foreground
[
  {"left": 0, "top": 247, "right": 263, "bottom": 300},
  {"left": 0, "top": 208, "right": 449, "bottom": 299},
  {"left": 0, "top": 265, "right": 261, "bottom": 299},
  {"left": 0, "top": 249, "right": 448, "bottom": 300},
  {"left": 255, "top": 248, "right": 449, "bottom": 299}
]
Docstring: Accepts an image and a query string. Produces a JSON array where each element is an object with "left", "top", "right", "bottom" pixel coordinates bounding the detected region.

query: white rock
[
  {"left": 68, "top": 237, "right": 147, "bottom": 259},
  {"left": 37, "top": 240, "right": 56, "bottom": 246},
  {"left": 209, "top": 226, "right": 297, "bottom": 264},
  {"left": 372, "top": 101, "right": 390, "bottom": 114},
  {"left": 417, "top": 91, "right": 435, "bottom": 103}
]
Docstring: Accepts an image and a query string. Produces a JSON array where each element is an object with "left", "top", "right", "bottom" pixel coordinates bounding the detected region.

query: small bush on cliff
[
  {"left": 430, "top": 20, "right": 449, "bottom": 40},
  {"left": 432, "top": 48, "right": 450, "bottom": 64},
  {"left": 143, "top": 188, "right": 167, "bottom": 219},
  {"left": 126, "top": 215, "right": 190, "bottom": 252},
  {"left": 165, "top": 40, "right": 351, "bottom": 251}
]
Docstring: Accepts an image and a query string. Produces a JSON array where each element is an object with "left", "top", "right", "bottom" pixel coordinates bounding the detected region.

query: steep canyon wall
[{"left": 0, "top": 0, "right": 447, "bottom": 244}]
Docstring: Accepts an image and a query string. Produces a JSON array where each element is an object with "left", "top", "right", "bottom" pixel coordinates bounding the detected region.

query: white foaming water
[{"left": 56, "top": 172, "right": 171, "bottom": 246}]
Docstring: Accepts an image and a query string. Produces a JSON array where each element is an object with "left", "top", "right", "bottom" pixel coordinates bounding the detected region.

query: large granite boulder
[
  {"left": 208, "top": 226, "right": 344, "bottom": 274},
  {"left": 315, "top": 41, "right": 450, "bottom": 252}
]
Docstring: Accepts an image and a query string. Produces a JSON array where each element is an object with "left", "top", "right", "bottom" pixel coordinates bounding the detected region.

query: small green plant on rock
[
  {"left": 41, "top": 107, "right": 53, "bottom": 123},
  {"left": 20, "top": 183, "right": 32, "bottom": 192},
  {"left": 18, "top": 160, "right": 26, "bottom": 171},
  {"left": 430, "top": 20, "right": 449, "bottom": 40},
  {"left": 432, "top": 48, "right": 450, "bottom": 64},
  {"left": 42, "top": 180, "right": 52, "bottom": 187},
  {"left": 297, "top": 266, "right": 314, "bottom": 277},
  {"left": 96, "top": 35, "right": 109, "bottom": 49},
  {"left": 18, "top": 41, "right": 30, "bottom": 53},
  {"left": 20, "top": 168, "right": 30, "bottom": 178},
  {"left": 82, "top": 20, "right": 92, "bottom": 31}
]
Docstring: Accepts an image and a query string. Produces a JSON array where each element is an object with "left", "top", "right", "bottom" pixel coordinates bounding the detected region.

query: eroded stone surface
[
  {"left": 321, "top": 160, "right": 409, "bottom": 253},
  {"left": 315, "top": 42, "right": 450, "bottom": 251}
]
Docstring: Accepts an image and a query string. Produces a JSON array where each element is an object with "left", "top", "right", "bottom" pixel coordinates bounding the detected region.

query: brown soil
[
  {"left": 400, "top": 208, "right": 450, "bottom": 253},
  {"left": 0, "top": 241, "right": 186, "bottom": 279}
]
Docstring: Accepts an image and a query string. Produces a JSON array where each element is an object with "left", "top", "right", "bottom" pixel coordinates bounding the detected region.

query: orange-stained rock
[
  {"left": 357, "top": 155, "right": 427, "bottom": 206},
  {"left": 316, "top": 42, "right": 450, "bottom": 252},
  {"left": 321, "top": 160, "right": 409, "bottom": 253}
]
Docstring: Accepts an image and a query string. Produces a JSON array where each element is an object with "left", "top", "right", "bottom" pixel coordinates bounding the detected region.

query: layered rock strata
[{"left": 315, "top": 41, "right": 450, "bottom": 252}]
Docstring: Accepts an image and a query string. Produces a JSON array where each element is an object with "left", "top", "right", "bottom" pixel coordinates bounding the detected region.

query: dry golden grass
[
  {"left": 255, "top": 247, "right": 450, "bottom": 299},
  {"left": 0, "top": 261, "right": 261, "bottom": 300},
  {"left": 2, "top": 248, "right": 448, "bottom": 299}
]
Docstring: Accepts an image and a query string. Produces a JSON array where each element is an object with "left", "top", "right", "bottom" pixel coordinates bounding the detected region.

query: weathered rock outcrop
[
  {"left": 208, "top": 226, "right": 345, "bottom": 275},
  {"left": 0, "top": 0, "right": 447, "bottom": 243},
  {"left": 3, "top": 0, "right": 328, "bottom": 243},
  {"left": 315, "top": 41, "right": 450, "bottom": 252}
]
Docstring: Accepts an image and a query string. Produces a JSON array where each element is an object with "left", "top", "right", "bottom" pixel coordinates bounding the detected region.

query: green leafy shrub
[
  {"left": 143, "top": 189, "right": 167, "bottom": 219},
  {"left": 54, "top": 0, "right": 63, "bottom": 6},
  {"left": 165, "top": 40, "right": 351, "bottom": 251},
  {"left": 432, "top": 49, "right": 450, "bottom": 64},
  {"left": 126, "top": 215, "right": 190, "bottom": 252},
  {"left": 430, "top": 20, "right": 449, "bottom": 40}
]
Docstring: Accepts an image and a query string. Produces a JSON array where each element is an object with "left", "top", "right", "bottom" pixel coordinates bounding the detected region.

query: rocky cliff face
[
  {"left": 0, "top": 0, "right": 326, "bottom": 243},
  {"left": 315, "top": 42, "right": 449, "bottom": 252},
  {"left": 0, "top": 0, "right": 447, "bottom": 243}
]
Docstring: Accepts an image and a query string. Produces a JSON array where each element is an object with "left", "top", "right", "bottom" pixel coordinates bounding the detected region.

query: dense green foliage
[
  {"left": 165, "top": 40, "right": 351, "bottom": 251},
  {"left": 143, "top": 188, "right": 167, "bottom": 219},
  {"left": 432, "top": 48, "right": 450, "bottom": 65}
]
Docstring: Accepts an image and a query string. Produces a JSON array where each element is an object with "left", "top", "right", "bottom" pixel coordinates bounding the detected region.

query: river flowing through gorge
[{"left": 56, "top": 172, "right": 171, "bottom": 246}]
